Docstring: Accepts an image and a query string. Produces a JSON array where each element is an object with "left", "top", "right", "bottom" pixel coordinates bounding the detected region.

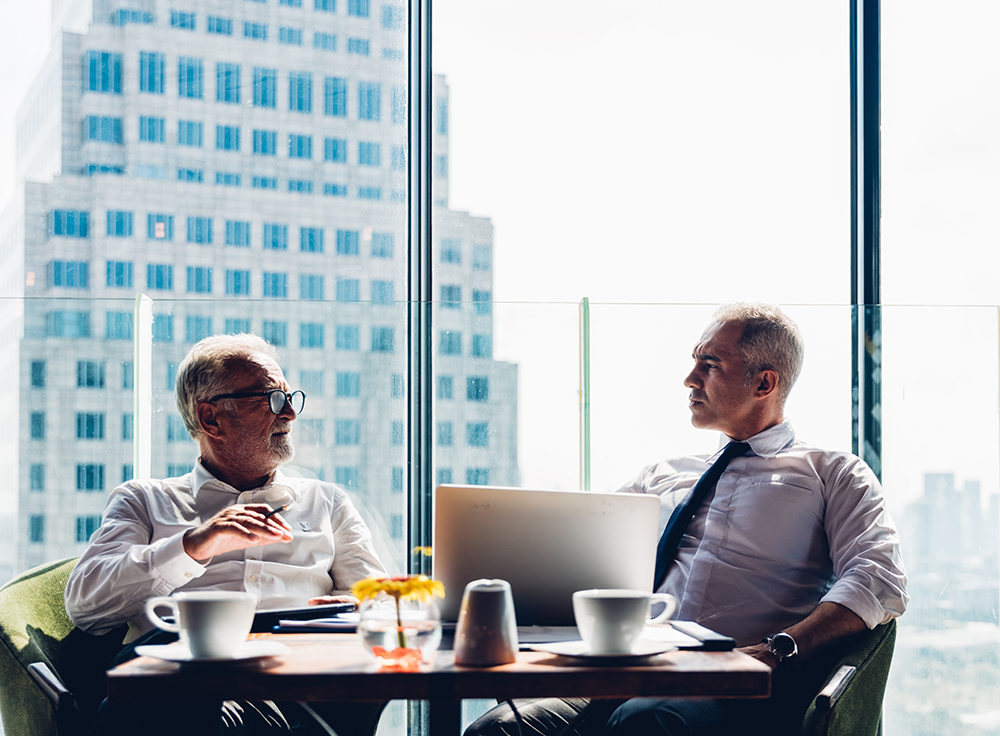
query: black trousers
[{"left": 93, "top": 630, "right": 387, "bottom": 736}]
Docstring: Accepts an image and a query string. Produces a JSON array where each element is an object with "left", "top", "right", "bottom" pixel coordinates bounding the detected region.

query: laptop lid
[{"left": 432, "top": 484, "right": 661, "bottom": 626}]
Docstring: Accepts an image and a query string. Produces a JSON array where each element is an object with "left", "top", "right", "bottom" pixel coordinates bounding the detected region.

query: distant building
[{"left": 0, "top": 0, "right": 518, "bottom": 581}]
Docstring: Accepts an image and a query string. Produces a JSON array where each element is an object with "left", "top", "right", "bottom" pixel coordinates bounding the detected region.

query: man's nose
[{"left": 683, "top": 368, "right": 699, "bottom": 388}]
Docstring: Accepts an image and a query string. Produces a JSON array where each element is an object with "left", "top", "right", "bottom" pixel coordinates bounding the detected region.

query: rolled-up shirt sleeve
[{"left": 820, "top": 455, "right": 908, "bottom": 628}]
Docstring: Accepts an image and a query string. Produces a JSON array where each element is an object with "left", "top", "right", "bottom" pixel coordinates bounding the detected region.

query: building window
[
  {"left": 466, "top": 468, "right": 490, "bottom": 486},
  {"left": 335, "top": 467, "right": 358, "bottom": 490},
  {"left": 336, "top": 372, "right": 361, "bottom": 397},
  {"left": 29, "top": 515, "right": 45, "bottom": 544},
  {"left": 146, "top": 263, "right": 174, "bottom": 290},
  {"left": 324, "top": 183, "right": 348, "bottom": 197},
  {"left": 348, "top": 0, "right": 369, "bottom": 17},
  {"left": 225, "top": 318, "right": 251, "bottom": 334},
  {"left": 216, "top": 62, "right": 241, "bottom": 103},
  {"left": 253, "top": 67, "right": 277, "bottom": 107},
  {"left": 244, "top": 22, "right": 268, "bottom": 40},
  {"left": 139, "top": 116, "right": 165, "bottom": 142},
  {"left": 279, "top": 27, "right": 303, "bottom": 45},
  {"left": 358, "top": 82, "right": 381, "bottom": 121},
  {"left": 280, "top": 0, "right": 303, "bottom": 5},
  {"left": 441, "top": 284, "right": 461, "bottom": 308},
  {"left": 178, "top": 57, "right": 204, "bottom": 99},
  {"left": 106, "top": 210, "right": 133, "bottom": 237},
  {"left": 185, "top": 316, "right": 213, "bottom": 343},
  {"left": 437, "top": 422, "right": 453, "bottom": 447},
  {"left": 472, "top": 334, "right": 492, "bottom": 358},
  {"left": 30, "top": 464, "right": 45, "bottom": 492},
  {"left": 371, "top": 327, "right": 394, "bottom": 353},
  {"left": 122, "top": 361, "right": 133, "bottom": 389},
  {"left": 323, "top": 77, "right": 347, "bottom": 117},
  {"left": 84, "top": 51, "right": 123, "bottom": 93},
  {"left": 300, "top": 227, "right": 324, "bottom": 252},
  {"left": 47, "top": 311, "right": 91, "bottom": 337},
  {"left": 50, "top": 209, "right": 89, "bottom": 237},
  {"left": 440, "top": 238, "right": 461, "bottom": 263},
  {"left": 300, "top": 370, "right": 324, "bottom": 396},
  {"left": 334, "top": 229, "right": 358, "bottom": 255},
  {"left": 76, "top": 412, "right": 106, "bottom": 439},
  {"left": 473, "top": 290, "right": 493, "bottom": 315},
  {"left": 391, "top": 465, "right": 404, "bottom": 491},
  {"left": 225, "top": 269, "right": 251, "bottom": 296},
  {"left": 316, "top": 0, "right": 336, "bottom": 11},
  {"left": 437, "top": 468, "right": 453, "bottom": 486},
  {"left": 357, "top": 186, "right": 381, "bottom": 200},
  {"left": 147, "top": 213, "right": 173, "bottom": 240},
  {"left": 207, "top": 16, "right": 233, "bottom": 35},
  {"left": 467, "top": 422, "right": 489, "bottom": 448},
  {"left": 289, "top": 71, "right": 313, "bottom": 113},
  {"left": 186, "top": 266, "right": 213, "bottom": 293},
  {"left": 262, "top": 320, "right": 288, "bottom": 346},
  {"left": 437, "top": 376, "right": 453, "bottom": 400},
  {"left": 300, "top": 323, "right": 324, "bottom": 348},
  {"left": 392, "top": 85, "right": 406, "bottom": 125},
  {"left": 347, "top": 38, "right": 369, "bottom": 56},
  {"left": 216, "top": 125, "right": 240, "bottom": 151},
  {"left": 225, "top": 220, "right": 251, "bottom": 247},
  {"left": 300, "top": 274, "right": 324, "bottom": 300},
  {"left": 435, "top": 154, "right": 448, "bottom": 177},
  {"left": 106, "top": 311, "right": 133, "bottom": 340},
  {"left": 289, "top": 179, "right": 314, "bottom": 193},
  {"left": 324, "top": 137, "right": 347, "bottom": 162},
  {"left": 382, "top": 5, "right": 403, "bottom": 28},
  {"left": 166, "top": 416, "right": 189, "bottom": 442},
  {"left": 358, "top": 141, "right": 381, "bottom": 166},
  {"left": 29, "top": 360, "right": 45, "bottom": 388},
  {"left": 30, "top": 412, "right": 45, "bottom": 439},
  {"left": 50, "top": 260, "right": 89, "bottom": 288},
  {"left": 314, "top": 32, "right": 337, "bottom": 51},
  {"left": 252, "top": 176, "right": 277, "bottom": 189},
  {"left": 473, "top": 244, "right": 492, "bottom": 270},
  {"left": 467, "top": 376, "right": 490, "bottom": 402},
  {"left": 170, "top": 11, "right": 196, "bottom": 29},
  {"left": 106, "top": 261, "right": 134, "bottom": 288},
  {"left": 84, "top": 115, "right": 122, "bottom": 143},
  {"left": 152, "top": 314, "right": 173, "bottom": 343},
  {"left": 439, "top": 331, "right": 461, "bottom": 356},
  {"left": 178, "top": 168, "right": 204, "bottom": 182},
  {"left": 336, "top": 325, "right": 360, "bottom": 351},
  {"left": 264, "top": 223, "right": 288, "bottom": 249},
  {"left": 371, "top": 280, "right": 394, "bottom": 304},
  {"left": 289, "top": 134, "right": 313, "bottom": 159},
  {"left": 391, "top": 373, "right": 404, "bottom": 398},
  {"left": 335, "top": 419, "right": 360, "bottom": 445},
  {"left": 263, "top": 272, "right": 288, "bottom": 298},
  {"left": 336, "top": 278, "right": 359, "bottom": 301},
  {"left": 77, "top": 360, "right": 106, "bottom": 387},
  {"left": 253, "top": 129, "right": 277, "bottom": 156},
  {"left": 76, "top": 516, "right": 102, "bottom": 543},
  {"left": 186, "top": 217, "right": 213, "bottom": 243},
  {"left": 122, "top": 413, "right": 133, "bottom": 440},
  {"left": 76, "top": 464, "right": 105, "bottom": 491},
  {"left": 178, "top": 120, "right": 203, "bottom": 147},
  {"left": 370, "top": 233, "right": 394, "bottom": 258}
]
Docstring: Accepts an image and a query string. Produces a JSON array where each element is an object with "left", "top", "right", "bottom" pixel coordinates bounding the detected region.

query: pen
[{"left": 262, "top": 504, "right": 287, "bottom": 520}]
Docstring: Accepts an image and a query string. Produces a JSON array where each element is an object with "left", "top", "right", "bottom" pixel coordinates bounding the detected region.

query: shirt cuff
[
  {"left": 149, "top": 532, "right": 209, "bottom": 588},
  {"left": 820, "top": 579, "right": 891, "bottom": 629}
]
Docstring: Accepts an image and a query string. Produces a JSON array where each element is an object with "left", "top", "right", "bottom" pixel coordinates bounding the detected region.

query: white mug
[
  {"left": 572, "top": 589, "right": 677, "bottom": 655},
  {"left": 454, "top": 579, "right": 519, "bottom": 666},
  {"left": 145, "top": 591, "right": 256, "bottom": 660}
]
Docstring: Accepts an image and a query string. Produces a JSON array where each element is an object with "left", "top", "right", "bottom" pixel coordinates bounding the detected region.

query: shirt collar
[
  {"left": 713, "top": 420, "right": 796, "bottom": 459},
  {"left": 192, "top": 459, "right": 297, "bottom": 504}
]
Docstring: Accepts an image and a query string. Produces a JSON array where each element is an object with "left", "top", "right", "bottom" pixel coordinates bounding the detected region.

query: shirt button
[
  {"left": 249, "top": 575, "right": 257, "bottom": 583},
  {"left": 184, "top": 572, "right": 193, "bottom": 578}
]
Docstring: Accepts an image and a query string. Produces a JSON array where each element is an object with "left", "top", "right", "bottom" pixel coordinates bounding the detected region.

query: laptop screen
[{"left": 432, "top": 484, "right": 660, "bottom": 625}]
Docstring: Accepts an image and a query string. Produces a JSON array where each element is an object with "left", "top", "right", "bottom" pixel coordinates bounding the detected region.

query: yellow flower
[{"left": 351, "top": 575, "right": 445, "bottom": 603}]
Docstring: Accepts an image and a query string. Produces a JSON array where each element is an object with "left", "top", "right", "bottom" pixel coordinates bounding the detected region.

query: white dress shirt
[
  {"left": 617, "top": 421, "right": 908, "bottom": 647},
  {"left": 66, "top": 461, "right": 387, "bottom": 636}
]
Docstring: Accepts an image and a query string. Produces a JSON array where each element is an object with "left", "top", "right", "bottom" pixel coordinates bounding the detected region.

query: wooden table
[{"left": 106, "top": 633, "right": 771, "bottom": 734}]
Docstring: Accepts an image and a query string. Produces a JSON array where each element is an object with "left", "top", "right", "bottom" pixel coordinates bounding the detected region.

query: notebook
[{"left": 432, "top": 484, "right": 661, "bottom": 625}]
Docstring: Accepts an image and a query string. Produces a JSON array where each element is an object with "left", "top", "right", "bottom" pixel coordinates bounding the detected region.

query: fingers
[
  {"left": 307, "top": 595, "right": 360, "bottom": 607},
  {"left": 183, "top": 505, "right": 294, "bottom": 560}
]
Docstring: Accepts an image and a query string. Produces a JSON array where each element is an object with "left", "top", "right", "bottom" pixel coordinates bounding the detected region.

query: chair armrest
[
  {"left": 815, "top": 665, "right": 857, "bottom": 711},
  {"left": 27, "top": 662, "right": 73, "bottom": 711}
]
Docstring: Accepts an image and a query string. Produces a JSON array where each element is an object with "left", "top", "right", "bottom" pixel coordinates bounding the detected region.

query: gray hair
[
  {"left": 175, "top": 333, "right": 278, "bottom": 439},
  {"left": 712, "top": 302, "right": 804, "bottom": 405}
]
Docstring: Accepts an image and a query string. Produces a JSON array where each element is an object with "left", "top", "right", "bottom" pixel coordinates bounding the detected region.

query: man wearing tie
[{"left": 466, "top": 302, "right": 907, "bottom": 736}]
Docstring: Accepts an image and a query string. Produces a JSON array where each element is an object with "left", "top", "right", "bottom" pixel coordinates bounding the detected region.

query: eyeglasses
[{"left": 207, "top": 389, "right": 306, "bottom": 415}]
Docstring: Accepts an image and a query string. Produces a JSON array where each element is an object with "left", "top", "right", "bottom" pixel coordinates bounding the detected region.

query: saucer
[
  {"left": 135, "top": 639, "right": 290, "bottom": 663},
  {"left": 530, "top": 639, "right": 674, "bottom": 665}
]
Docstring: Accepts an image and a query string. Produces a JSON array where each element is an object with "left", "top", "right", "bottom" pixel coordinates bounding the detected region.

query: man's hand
[
  {"left": 183, "top": 504, "right": 293, "bottom": 562},
  {"left": 738, "top": 642, "right": 780, "bottom": 670},
  {"left": 307, "top": 594, "right": 360, "bottom": 607}
]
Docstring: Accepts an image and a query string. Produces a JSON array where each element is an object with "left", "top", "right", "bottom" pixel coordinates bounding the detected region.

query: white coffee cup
[
  {"left": 145, "top": 591, "right": 256, "bottom": 660},
  {"left": 572, "top": 589, "right": 678, "bottom": 655}
]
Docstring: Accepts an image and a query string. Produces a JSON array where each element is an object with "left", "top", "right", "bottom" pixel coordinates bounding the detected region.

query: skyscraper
[{"left": 0, "top": 0, "right": 518, "bottom": 582}]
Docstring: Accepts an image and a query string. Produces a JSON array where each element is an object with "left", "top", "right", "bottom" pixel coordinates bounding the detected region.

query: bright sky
[{"left": 2, "top": 1, "right": 998, "bottom": 511}]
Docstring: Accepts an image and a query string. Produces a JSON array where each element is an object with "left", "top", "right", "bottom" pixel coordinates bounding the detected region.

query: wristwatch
[{"left": 763, "top": 632, "right": 798, "bottom": 663}]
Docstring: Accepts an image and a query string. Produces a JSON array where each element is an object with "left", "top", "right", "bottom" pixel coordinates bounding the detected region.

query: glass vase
[{"left": 358, "top": 593, "right": 442, "bottom": 671}]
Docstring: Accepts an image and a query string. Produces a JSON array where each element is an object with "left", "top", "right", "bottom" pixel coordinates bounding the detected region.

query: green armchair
[
  {"left": 800, "top": 619, "right": 897, "bottom": 736},
  {"left": 0, "top": 557, "right": 129, "bottom": 736}
]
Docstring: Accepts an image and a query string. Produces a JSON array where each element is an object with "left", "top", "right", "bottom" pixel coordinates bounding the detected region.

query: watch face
[{"left": 770, "top": 633, "right": 796, "bottom": 658}]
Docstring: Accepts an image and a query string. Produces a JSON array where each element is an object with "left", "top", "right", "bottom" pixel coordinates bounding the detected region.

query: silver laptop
[{"left": 433, "top": 484, "right": 660, "bottom": 625}]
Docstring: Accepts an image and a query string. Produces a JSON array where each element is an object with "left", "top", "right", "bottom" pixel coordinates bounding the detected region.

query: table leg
[{"left": 428, "top": 698, "right": 462, "bottom": 735}]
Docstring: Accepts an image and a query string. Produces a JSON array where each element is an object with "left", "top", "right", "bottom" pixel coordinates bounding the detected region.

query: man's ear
[
  {"left": 755, "top": 370, "right": 779, "bottom": 399},
  {"left": 196, "top": 401, "right": 225, "bottom": 438}
]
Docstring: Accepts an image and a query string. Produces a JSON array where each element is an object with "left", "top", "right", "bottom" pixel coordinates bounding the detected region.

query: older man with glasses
[{"left": 66, "top": 333, "right": 388, "bottom": 736}]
